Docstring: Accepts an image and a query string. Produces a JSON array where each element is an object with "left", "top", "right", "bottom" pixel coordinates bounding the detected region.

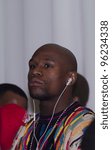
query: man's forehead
[{"left": 31, "top": 49, "right": 66, "bottom": 62}]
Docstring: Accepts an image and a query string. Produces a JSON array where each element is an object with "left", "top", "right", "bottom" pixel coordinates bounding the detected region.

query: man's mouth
[{"left": 29, "top": 79, "right": 44, "bottom": 87}]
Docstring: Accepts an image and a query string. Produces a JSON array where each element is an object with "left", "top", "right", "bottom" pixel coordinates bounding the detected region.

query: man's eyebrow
[
  {"left": 44, "top": 57, "right": 55, "bottom": 62},
  {"left": 29, "top": 57, "right": 55, "bottom": 63}
]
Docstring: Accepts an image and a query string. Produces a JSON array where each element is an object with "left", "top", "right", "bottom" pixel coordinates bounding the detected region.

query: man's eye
[
  {"left": 29, "top": 64, "right": 36, "bottom": 69},
  {"left": 44, "top": 63, "right": 51, "bottom": 68}
]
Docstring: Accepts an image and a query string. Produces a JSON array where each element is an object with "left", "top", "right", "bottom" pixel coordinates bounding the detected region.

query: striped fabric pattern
[
  {"left": 13, "top": 101, "right": 94, "bottom": 150},
  {"left": 54, "top": 107, "right": 94, "bottom": 150}
]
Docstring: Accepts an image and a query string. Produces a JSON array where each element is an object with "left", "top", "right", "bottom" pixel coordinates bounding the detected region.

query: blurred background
[{"left": 0, "top": 0, "right": 95, "bottom": 112}]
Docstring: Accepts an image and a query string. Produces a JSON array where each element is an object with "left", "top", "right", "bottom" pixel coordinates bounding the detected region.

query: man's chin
[{"left": 30, "top": 93, "right": 51, "bottom": 101}]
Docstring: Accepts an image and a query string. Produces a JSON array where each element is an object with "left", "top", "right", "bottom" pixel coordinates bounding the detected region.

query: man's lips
[{"left": 29, "top": 79, "right": 44, "bottom": 87}]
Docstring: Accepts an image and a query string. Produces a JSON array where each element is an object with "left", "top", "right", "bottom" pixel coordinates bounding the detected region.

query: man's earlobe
[
  {"left": 70, "top": 72, "right": 77, "bottom": 85},
  {"left": 66, "top": 78, "right": 73, "bottom": 86}
]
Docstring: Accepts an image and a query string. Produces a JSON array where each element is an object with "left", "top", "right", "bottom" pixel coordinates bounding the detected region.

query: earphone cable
[
  {"left": 38, "top": 83, "right": 69, "bottom": 150},
  {"left": 32, "top": 99, "right": 38, "bottom": 144}
]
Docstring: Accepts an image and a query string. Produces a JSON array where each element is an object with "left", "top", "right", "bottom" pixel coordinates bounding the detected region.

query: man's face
[
  {"left": 28, "top": 49, "right": 68, "bottom": 101},
  {"left": 0, "top": 91, "right": 27, "bottom": 109}
]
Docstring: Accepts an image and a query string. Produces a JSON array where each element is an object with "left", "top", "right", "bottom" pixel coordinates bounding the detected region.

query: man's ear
[{"left": 67, "top": 72, "right": 77, "bottom": 85}]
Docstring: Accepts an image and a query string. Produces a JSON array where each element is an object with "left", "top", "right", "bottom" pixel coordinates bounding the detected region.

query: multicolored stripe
[{"left": 14, "top": 101, "right": 94, "bottom": 150}]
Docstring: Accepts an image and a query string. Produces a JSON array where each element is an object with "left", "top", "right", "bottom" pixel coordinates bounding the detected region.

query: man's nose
[{"left": 31, "top": 67, "right": 42, "bottom": 76}]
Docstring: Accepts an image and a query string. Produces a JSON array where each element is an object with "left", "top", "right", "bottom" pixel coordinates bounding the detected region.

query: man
[
  {"left": 0, "top": 83, "right": 28, "bottom": 150},
  {"left": 14, "top": 43, "right": 94, "bottom": 150}
]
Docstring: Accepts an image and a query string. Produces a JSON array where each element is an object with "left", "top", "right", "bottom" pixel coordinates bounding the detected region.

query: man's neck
[{"left": 39, "top": 97, "right": 73, "bottom": 116}]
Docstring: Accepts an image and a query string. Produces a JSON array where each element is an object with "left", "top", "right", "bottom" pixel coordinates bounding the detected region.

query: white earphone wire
[
  {"left": 38, "top": 82, "right": 71, "bottom": 150},
  {"left": 32, "top": 99, "right": 38, "bottom": 144},
  {"left": 32, "top": 79, "right": 71, "bottom": 150}
]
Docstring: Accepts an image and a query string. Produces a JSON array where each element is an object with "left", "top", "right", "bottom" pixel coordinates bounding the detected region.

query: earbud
[{"left": 66, "top": 78, "right": 72, "bottom": 86}]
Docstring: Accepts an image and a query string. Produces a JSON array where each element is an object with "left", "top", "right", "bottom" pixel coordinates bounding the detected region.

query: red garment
[{"left": 0, "top": 104, "right": 26, "bottom": 150}]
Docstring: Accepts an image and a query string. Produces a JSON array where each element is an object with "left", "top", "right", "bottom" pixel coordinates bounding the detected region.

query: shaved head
[{"left": 32, "top": 43, "right": 77, "bottom": 73}]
